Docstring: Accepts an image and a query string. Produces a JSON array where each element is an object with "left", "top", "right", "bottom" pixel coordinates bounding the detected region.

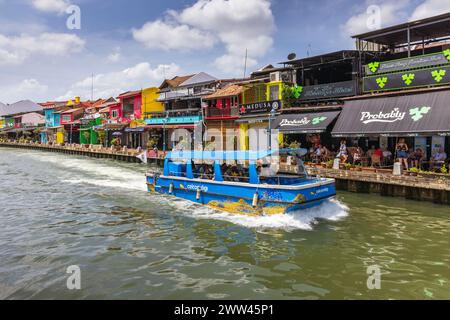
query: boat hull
[{"left": 147, "top": 175, "right": 336, "bottom": 215}]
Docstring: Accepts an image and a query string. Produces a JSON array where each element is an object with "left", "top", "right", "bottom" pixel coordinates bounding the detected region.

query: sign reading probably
[
  {"left": 360, "top": 106, "right": 431, "bottom": 124},
  {"left": 239, "top": 100, "right": 280, "bottom": 115}
]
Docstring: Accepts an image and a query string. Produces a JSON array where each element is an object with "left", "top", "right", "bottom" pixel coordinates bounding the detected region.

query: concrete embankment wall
[
  {"left": 0, "top": 142, "right": 142, "bottom": 163},
  {"left": 308, "top": 167, "right": 450, "bottom": 205}
]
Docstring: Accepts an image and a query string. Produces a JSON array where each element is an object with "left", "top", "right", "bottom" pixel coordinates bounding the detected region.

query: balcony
[
  {"left": 205, "top": 106, "right": 239, "bottom": 119},
  {"left": 145, "top": 109, "right": 202, "bottom": 125}
]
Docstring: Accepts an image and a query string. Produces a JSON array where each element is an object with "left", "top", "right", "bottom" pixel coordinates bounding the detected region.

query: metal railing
[{"left": 205, "top": 106, "right": 239, "bottom": 118}]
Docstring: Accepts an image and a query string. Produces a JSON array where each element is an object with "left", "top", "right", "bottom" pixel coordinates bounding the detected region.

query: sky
[{"left": 0, "top": 0, "right": 449, "bottom": 104}]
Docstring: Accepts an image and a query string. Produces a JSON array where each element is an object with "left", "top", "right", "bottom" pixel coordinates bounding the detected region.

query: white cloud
[
  {"left": 342, "top": 0, "right": 411, "bottom": 36},
  {"left": 133, "top": 0, "right": 275, "bottom": 75},
  {"left": 30, "top": 0, "right": 71, "bottom": 14},
  {"left": 132, "top": 20, "right": 216, "bottom": 51},
  {"left": 107, "top": 47, "right": 122, "bottom": 63},
  {"left": 0, "top": 79, "right": 48, "bottom": 104},
  {"left": 0, "top": 32, "right": 85, "bottom": 66},
  {"left": 56, "top": 62, "right": 181, "bottom": 100},
  {"left": 410, "top": 0, "right": 450, "bottom": 21}
]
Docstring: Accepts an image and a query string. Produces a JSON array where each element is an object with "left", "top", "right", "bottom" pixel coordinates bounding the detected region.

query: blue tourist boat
[{"left": 146, "top": 150, "right": 336, "bottom": 215}]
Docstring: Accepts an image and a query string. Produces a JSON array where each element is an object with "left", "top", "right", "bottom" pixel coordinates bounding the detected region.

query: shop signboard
[
  {"left": 363, "top": 65, "right": 450, "bottom": 92},
  {"left": 366, "top": 50, "right": 450, "bottom": 75}
]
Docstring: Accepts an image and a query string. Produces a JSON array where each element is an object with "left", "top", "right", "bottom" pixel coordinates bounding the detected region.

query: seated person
[
  {"left": 371, "top": 148, "right": 383, "bottom": 167},
  {"left": 409, "top": 148, "right": 424, "bottom": 169},
  {"left": 430, "top": 147, "right": 447, "bottom": 171},
  {"left": 382, "top": 148, "right": 393, "bottom": 164},
  {"left": 367, "top": 145, "right": 376, "bottom": 159},
  {"left": 352, "top": 147, "right": 364, "bottom": 165}
]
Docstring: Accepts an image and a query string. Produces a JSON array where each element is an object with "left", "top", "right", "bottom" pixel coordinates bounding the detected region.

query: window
[
  {"left": 111, "top": 109, "right": 119, "bottom": 118},
  {"left": 269, "top": 85, "right": 280, "bottom": 101},
  {"left": 62, "top": 115, "right": 72, "bottom": 123},
  {"left": 244, "top": 84, "right": 267, "bottom": 104}
]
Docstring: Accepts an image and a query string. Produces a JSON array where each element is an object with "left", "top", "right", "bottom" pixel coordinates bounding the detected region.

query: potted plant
[
  {"left": 409, "top": 167, "right": 420, "bottom": 176},
  {"left": 326, "top": 160, "right": 334, "bottom": 169}
]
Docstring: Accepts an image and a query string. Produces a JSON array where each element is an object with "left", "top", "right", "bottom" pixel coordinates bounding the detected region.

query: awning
[
  {"left": 273, "top": 111, "right": 341, "bottom": 134},
  {"left": 235, "top": 116, "right": 269, "bottom": 124},
  {"left": 332, "top": 90, "right": 450, "bottom": 137},
  {"left": 104, "top": 123, "right": 128, "bottom": 131},
  {"left": 145, "top": 124, "right": 196, "bottom": 129},
  {"left": 125, "top": 127, "right": 145, "bottom": 133}
]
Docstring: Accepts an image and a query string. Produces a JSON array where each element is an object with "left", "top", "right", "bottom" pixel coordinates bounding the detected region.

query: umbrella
[{"left": 112, "top": 132, "right": 123, "bottom": 136}]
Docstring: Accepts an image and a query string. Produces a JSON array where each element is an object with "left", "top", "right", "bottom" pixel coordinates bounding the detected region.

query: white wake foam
[
  {"left": 171, "top": 198, "right": 349, "bottom": 231},
  {"left": 23, "top": 151, "right": 349, "bottom": 230}
]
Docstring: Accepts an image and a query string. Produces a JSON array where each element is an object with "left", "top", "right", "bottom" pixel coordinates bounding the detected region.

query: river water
[{"left": 0, "top": 147, "right": 449, "bottom": 300}]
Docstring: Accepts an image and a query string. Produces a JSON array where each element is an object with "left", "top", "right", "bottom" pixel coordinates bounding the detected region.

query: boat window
[
  {"left": 222, "top": 164, "right": 249, "bottom": 183},
  {"left": 193, "top": 164, "right": 215, "bottom": 180}
]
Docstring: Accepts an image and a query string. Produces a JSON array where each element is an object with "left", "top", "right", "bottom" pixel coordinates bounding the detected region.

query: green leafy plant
[
  {"left": 97, "top": 131, "right": 105, "bottom": 145},
  {"left": 326, "top": 160, "right": 334, "bottom": 169},
  {"left": 291, "top": 85, "right": 303, "bottom": 99},
  {"left": 147, "top": 137, "right": 159, "bottom": 149},
  {"left": 111, "top": 138, "right": 120, "bottom": 146},
  {"left": 83, "top": 131, "right": 90, "bottom": 142},
  {"left": 441, "top": 165, "right": 448, "bottom": 175},
  {"left": 288, "top": 141, "right": 301, "bottom": 149},
  {"left": 409, "top": 167, "right": 420, "bottom": 173}
]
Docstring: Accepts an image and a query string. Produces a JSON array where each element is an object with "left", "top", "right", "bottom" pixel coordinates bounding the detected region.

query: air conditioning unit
[
  {"left": 281, "top": 71, "right": 294, "bottom": 84},
  {"left": 270, "top": 72, "right": 282, "bottom": 82}
]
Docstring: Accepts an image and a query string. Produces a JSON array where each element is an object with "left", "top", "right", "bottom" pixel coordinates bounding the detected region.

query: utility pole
[
  {"left": 91, "top": 73, "right": 94, "bottom": 101},
  {"left": 243, "top": 49, "right": 248, "bottom": 79}
]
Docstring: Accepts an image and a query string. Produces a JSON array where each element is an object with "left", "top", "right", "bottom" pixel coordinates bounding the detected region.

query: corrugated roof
[
  {"left": 159, "top": 75, "right": 195, "bottom": 90},
  {"left": 118, "top": 90, "right": 142, "bottom": 98},
  {"left": 1, "top": 100, "right": 43, "bottom": 117},
  {"left": 179, "top": 72, "right": 217, "bottom": 87},
  {"left": 59, "top": 107, "right": 84, "bottom": 115},
  {"left": 0, "top": 102, "right": 7, "bottom": 117},
  {"left": 204, "top": 85, "right": 244, "bottom": 100},
  {"left": 157, "top": 91, "right": 189, "bottom": 102}
]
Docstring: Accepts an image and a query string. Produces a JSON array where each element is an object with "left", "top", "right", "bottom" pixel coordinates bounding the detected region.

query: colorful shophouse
[
  {"left": 203, "top": 84, "right": 243, "bottom": 151},
  {"left": 332, "top": 13, "right": 450, "bottom": 161},
  {"left": 0, "top": 102, "right": 6, "bottom": 130},
  {"left": 41, "top": 101, "right": 68, "bottom": 144},
  {"left": 271, "top": 50, "right": 368, "bottom": 150},
  {"left": 145, "top": 73, "right": 217, "bottom": 151},
  {"left": 233, "top": 75, "right": 285, "bottom": 151},
  {"left": 79, "top": 98, "right": 116, "bottom": 146}
]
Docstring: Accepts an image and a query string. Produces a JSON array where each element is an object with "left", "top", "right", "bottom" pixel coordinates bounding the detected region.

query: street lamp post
[
  {"left": 268, "top": 107, "right": 277, "bottom": 151},
  {"left": 163, "top": 112, "right": 169, "bottom": 153}
]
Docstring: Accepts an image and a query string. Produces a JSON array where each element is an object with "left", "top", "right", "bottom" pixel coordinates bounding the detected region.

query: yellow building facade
[
  {"left": 239, "top": 81, "right": 284, "bottom": 151},
  {"left": 141, "top": 87, "right": 164, "bottom": 117}
]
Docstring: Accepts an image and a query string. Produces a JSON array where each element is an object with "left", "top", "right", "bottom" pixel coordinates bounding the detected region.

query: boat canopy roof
[{"left": 167, "top": 149, "right": 307, "bottom": 161}]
